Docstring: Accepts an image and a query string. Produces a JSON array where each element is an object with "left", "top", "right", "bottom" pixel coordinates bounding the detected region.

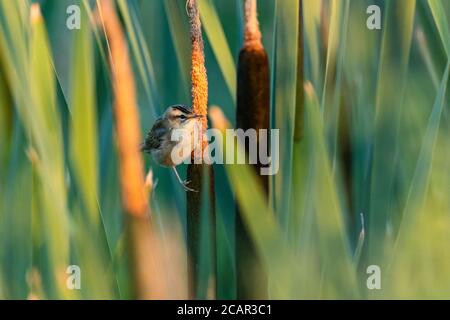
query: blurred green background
[{"left": 0, "top": 0, "right": 450, "bottom": 299}]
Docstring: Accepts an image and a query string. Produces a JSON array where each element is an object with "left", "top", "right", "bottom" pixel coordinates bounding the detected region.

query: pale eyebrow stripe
[{"left": 173, "top": 105, "right": 193, "bottom": 114}]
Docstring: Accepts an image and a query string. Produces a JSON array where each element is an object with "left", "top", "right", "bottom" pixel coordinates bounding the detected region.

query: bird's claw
[{"left": 182, "top": 180, "right": 197, "bottom": 192}]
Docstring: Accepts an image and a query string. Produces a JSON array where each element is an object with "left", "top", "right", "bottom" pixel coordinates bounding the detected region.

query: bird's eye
[{"left": 179, "top": 115, "right": 187, "bottom": 120}]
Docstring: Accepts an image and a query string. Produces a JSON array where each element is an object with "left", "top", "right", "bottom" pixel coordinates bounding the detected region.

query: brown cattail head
[
  {"left": 99, "top": 0, "right": 148, "bottom": 218},
  {"left": 237, "top": 0, "right": 270, "bottom": 178},
  {"left": 187, "top": 0, "right": 208, "bottom": 146}
]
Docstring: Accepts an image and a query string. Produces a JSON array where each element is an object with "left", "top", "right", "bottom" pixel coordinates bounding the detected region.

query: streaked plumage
[{"left": 141, "top": 105, "right": 201, "bottom": 191}]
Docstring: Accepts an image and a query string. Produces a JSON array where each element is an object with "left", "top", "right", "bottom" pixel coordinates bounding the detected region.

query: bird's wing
[{"left": 141, "top": 118, "right": 167, "bottom": 151}]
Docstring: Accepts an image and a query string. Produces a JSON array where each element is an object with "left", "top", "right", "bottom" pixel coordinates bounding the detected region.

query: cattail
[
  {"left": 188, "top": 0, "right": 208, "bottom": 138},
  {"left": 99, "top": 0, "right": 160, "bottom": 299},
  {"left": 186, "top": 0, "right": 216, "bottom": 299},
  {"left": 237, "top": 0, "right": 270, "bottom": 184},
  {"left": 236, "top": 0, "right": 270, "bottom": 299}
]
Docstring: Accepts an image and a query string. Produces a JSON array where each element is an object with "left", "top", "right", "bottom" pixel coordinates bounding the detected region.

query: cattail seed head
[{"left": 187, "top": 0, "right": 208, "bottom": 143}]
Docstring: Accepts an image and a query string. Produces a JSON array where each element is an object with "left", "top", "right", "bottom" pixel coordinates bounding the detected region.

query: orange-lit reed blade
[
  {"left": 99, "top": 0, "right": 160, "bottom": 300},
  {"left": 98, "top": 0, "right": 148, "bottom": 218}
]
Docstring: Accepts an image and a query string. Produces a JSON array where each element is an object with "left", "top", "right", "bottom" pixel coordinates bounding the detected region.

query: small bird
[{"left": 140, "top": 105, "right": 202, "bottom": 192}]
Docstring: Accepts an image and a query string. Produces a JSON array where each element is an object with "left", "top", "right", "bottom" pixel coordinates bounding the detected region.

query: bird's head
[{"left": 163, "top": 105, "right": 202, "bottom": 130}]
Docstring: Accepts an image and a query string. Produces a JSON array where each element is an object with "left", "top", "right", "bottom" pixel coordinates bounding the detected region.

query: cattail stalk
[
  {"left": 186, "top": 0, "right": 216, "bottom": 299},
  {"left": 289, "top": 0, "right": 305, "bottom": 250},
  {"left": 99, "top": 0, "right": 158, "bottom": 299},
  {"left": 236, "top": 0, "right": 270, "bottom": 299},
  {"left": 294, "top": 1, "right": 304, "bottom": 142}
]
